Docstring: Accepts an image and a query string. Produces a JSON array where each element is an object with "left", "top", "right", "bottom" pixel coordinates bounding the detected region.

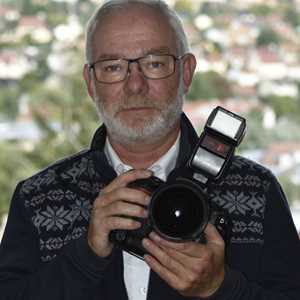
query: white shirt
[{"left": 104, "top": 135, "right": 180, "bottom": 300}]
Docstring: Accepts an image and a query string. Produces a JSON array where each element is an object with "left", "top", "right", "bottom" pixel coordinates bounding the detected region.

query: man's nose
[{"left": 124, "top": 62, "right": 148, "bottom": 95}]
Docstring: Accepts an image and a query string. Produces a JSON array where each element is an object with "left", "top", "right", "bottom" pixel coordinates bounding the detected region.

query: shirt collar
[{"left": 104, "top": 134, "right": 181, "bottom": 181}]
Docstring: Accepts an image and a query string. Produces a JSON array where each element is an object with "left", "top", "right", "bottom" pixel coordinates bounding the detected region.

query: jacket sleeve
[
  {"left": 0, "top": 182, "right": 113, "bottom": 300},
  {"left": 202, "top": 174, "right": 300, "bottom": 300}
]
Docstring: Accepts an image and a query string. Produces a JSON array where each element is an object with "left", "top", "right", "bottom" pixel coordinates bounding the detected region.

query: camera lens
[{"left": 150, "top": 182, "right": 208, "bottom": 240}]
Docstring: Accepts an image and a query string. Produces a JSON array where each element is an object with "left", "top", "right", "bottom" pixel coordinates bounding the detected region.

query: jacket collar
[{"left": 90, "top": 112, "right": 199, "bottom": 169}]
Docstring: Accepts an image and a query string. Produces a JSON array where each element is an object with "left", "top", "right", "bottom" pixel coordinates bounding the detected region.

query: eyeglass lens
[{"left": 92, "top": 55, "right": 176, "bottom": 83}]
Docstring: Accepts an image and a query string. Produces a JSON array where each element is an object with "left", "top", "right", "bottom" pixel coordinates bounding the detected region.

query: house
[
  {"left": 0, "top": 5, "right": 19, "bottom": 22},
  {"left": 258, "top": 81, "right": 298, "bottom": 98},
  {"left": 0, "top": 50, "right": 33, "bottom": 81},
  {"left": 16, "top": 16, "right": 52, "bottom": 43},
  {"left": 260, "top": 142, "right": 300, "bottom": 173},
  {"left": 249, "top": 47, "right": 287, "bottom": 80}
]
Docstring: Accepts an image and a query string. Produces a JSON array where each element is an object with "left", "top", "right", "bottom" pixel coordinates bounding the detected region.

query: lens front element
[{"left": 150, "top": 181, "right": 209, "bottom": 241}]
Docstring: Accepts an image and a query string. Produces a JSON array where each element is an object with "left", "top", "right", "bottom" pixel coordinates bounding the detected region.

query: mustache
[{"left": 116, "top": 97, "right": 159, "bottom": 111}]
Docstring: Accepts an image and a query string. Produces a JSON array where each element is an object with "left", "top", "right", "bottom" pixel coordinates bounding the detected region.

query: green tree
[
  {"left": 283, "top": 6, "right": 300, "bottom": 28},
  {"left": 174, "top": 0, "right": 194, "bottom": 16},
  {"left": 0, "top": 84, "right": 20, "bottom": 120},
  {"left": 187, "top": 71, "right": 232, "bottom": 101},
  {"left": 249, "top": 4, "right": 273, "bottom": 17},
  {"left": 261, "top": 95, "right": 300, "bottom": 121},
  {"left": 239, "top": 109, "right": 272, "bottom": 151},
  {"left": 256, "top": 27, "right": 281, "bottom": 46},
  {"left": 25, "top": 49, "right": 99, "bottom": 170},
  {"left": 0, "top": 142, "right": 36, "bottom": 216},
  {"left": 279, "top": 171, "right": 300, "bottom": 205}
]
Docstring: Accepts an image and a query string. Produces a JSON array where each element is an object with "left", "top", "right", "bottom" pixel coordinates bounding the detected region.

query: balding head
[{"left": 85, "top": 0, "right": 189, "bottom": 63}]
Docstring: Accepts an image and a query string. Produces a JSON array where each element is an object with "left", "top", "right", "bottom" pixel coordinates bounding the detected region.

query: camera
[{"left": 109, "top": 106, "right": 246, "bottom": 259}]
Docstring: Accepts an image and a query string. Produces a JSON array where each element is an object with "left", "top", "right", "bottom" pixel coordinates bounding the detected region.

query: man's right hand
[{"left": 87, "top": 169, "right": 152, "bottom": 257}]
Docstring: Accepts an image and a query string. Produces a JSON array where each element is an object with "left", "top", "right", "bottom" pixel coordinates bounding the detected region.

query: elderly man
[{"left": 0, "top": 1, "right": 299, "bottom": 299}]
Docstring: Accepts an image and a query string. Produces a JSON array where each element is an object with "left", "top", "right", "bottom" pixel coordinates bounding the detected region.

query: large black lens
[{"left": 150, "top": 183, "right": 208, "bottom": 240}]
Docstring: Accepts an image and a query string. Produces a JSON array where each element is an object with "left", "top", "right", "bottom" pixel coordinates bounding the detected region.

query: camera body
[{"left": 109, "top": 106, "right": 246, "bottom": 259}]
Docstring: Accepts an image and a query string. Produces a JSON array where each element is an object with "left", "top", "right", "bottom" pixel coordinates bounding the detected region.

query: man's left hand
[{"left": 142, "top": 223, "right": 225, "bottom": 298}]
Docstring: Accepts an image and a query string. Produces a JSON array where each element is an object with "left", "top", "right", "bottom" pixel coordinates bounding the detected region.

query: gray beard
[{"left": 93, "top": 80, "right": 185, "bottom": 145}]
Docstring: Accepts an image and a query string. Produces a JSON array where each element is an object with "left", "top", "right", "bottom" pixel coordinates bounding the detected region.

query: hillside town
[{"left": 1, "top": 0, "right": 300, "bottom": 234}]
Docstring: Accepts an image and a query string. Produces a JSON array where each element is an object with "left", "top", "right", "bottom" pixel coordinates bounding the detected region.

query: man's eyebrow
[
  {"left": 93, "top": 47, "right": 173, "bottom": 61},
  {"left": 145, "top": 47, "right": 172, "bottom": 55},
  {"left": 94, "top": 54, "right": 122, "bottom": 61}
]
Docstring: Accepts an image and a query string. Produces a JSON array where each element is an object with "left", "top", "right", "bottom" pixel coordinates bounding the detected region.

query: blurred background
[{"left": 1, "top": 0, "right": 300, "bottom": 237}]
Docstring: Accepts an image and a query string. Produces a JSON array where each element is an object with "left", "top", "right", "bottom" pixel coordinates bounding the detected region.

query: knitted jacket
[{"left": 0, "top": 114, "right": 299, "bottom": 300}]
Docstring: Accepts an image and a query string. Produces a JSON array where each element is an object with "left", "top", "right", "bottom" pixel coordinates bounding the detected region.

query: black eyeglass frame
[{"left": 88, "top": 54, "right": 186, "bottom": 84}]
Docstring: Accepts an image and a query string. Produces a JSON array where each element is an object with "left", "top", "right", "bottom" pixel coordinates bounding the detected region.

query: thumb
[{"left": 204, "top": 223, "right": 224, "bottom": 246}]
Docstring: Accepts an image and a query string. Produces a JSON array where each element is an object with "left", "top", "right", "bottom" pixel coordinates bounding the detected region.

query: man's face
[{"left": 84, "top": 5, "right": 195, "bottom": 145}]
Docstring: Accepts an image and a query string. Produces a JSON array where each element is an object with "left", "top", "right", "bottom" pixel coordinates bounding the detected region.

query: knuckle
[
  {"left": 191, "top": 261, "right": 204, "bottom": 274},
  {"left": 186, "top": 271, "right": 197, "bottom": 285},
  {"left": 206, "top": 251, "right": 214, "bottom": 263},
  {"left": 114, "top": 200, "right": 123, "bottom": 211},
  {"left": 163, "top": 254, "right": 171, "bottom": 265},
  {"left": 137, "top": 205, "right": 145, "bottom": 215},
  {"left": 107, "top": 217, "right": 118, "bottom": 229},
  {"left": 128, "top": 218, "right": 139, "bottom": 228},
  {"left": 177, "top": 280, "right": 189, "bottom": 293}
]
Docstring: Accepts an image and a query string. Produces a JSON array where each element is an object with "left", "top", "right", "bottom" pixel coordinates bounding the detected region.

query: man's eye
[
  {"left": 148, "top": 61, "right": 164, "bottom": 69},
  {"left": 104, "top": 64, "right": 122, "bottom": 72}
]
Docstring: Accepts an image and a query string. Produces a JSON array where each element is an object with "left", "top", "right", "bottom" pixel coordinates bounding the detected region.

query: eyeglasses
[{"left": 88, "top": 54, "right": 183, "bottom": 84}]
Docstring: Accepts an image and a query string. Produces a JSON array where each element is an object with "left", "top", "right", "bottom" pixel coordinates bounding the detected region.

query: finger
[
  {"left": 205, "top": 223, "right": 224, "bottom": 245},
  {"left": 144, "top": 253, "right": 182, "bottom": 290},
  {"left": 106, "top": 215, "right": 142, "bottom": 232},
  {"left": 149, "top": 232, "right": 203, "bottom": 256},
  {"left": 143, "top": 238, "right": 185, "bottom": 274},
  {"left": 98, "top": 187, "right": 151, "bottom": 207},
  {"left": 105, "top": 200, "right": 148, "bottom": 219},
  {"left": 102, "top": 169, "right": 152, "bottom": 194}
]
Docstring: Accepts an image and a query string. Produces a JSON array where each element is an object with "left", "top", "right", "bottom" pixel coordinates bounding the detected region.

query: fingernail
[
  {"left": 143, "top": 238, "right": 150, "bottom": 247},
  {"left": 150, "top": 232, "right": 161, "bottom": 242},
  {"left": 144, "top": 170, "right": 153, "bottom": 176},
  {"left": 143, "top": 209, "right": 148, "bottom": 217},
  {"left": 144, "top": 195, "right": 151, "bottom": 204}
]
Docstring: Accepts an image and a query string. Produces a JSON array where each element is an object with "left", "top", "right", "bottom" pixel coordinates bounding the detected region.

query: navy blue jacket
[{"left": 0, "top": 114, "right": 300, "bottom": 299}]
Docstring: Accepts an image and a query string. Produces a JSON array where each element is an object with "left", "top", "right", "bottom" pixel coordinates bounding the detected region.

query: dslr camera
[{"left": 109, "top": 106, "right": 246, "bottom": 259}]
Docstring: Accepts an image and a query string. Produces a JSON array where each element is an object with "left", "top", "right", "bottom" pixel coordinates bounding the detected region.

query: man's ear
[
  {"left": 83, "top": 64, "right": 95, "bottom": 100},
  {"left": 182, "top": 53, "right": 197, "bottom": 94}
]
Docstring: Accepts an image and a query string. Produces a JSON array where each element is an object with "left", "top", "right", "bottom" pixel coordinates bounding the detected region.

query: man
[{"left": 0, "top": 0, "right": 299, "bottom": 299}]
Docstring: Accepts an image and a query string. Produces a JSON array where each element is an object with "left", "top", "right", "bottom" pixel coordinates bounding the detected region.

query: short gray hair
[{"left": 85, "top": 0, "right": 189, "bottom": 62}]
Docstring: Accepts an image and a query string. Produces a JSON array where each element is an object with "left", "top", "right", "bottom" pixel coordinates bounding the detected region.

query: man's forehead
[
  {"left": 91, "top": 6, "right": 177, "bottom": 60},
  {"left": 96, "top": 5, "right": 171, "bottom": 32}
]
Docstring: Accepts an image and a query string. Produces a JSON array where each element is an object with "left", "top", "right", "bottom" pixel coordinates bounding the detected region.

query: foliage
[
  {"left": 200, "top": 2, "right": 228, "bottom": 17},
  {"left": 239, "top": 109, "right": 272, "bottom": 151},
  {"left": 256, "top": 27, "right": 281, "bottom": 46},
  {"left": 284, "top": 8, "right": 300, "bottom": 28},
  {"left": 279, "top": 171, "right": 300, "bottom": 205},
  {"left": 174, "top": 0, "right": 194, "bottom": 16},
  {"left": 0, "top": 83, "right": 20, "bottom": 120},
  {"left": 260, "top": 95, "right": 300, "bottom": 121},
  {"left": 25, "top": 69, "right": 99, "bottom": 170},
  {"left": 186, "top": 71, "right": 232, "bottom": 101},
  {"left": 249, "top": 4, "right": 273, "bottom": 17},
  {"left": 0, "top": 142, "right": 36, "bottom": 215}
]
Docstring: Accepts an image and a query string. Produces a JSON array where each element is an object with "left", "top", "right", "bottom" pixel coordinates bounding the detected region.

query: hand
[
  {"left": 142, "top": 224, "right": 225, "bottom": 298},
  {"left": 87, "top": 169, "right": 152, "bottom": 257}
]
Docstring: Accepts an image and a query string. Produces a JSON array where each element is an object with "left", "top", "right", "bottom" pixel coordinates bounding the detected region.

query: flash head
[
  {"left": 189, "top": 106, "right": 246, "bottom": 181},
  {"left": 206, "top": 106, "right": 246, "bottom": 146}
]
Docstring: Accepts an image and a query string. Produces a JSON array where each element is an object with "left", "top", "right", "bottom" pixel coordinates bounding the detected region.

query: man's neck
[{"left": 108, "top": 125, "right": 180, "bottom": 170}]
